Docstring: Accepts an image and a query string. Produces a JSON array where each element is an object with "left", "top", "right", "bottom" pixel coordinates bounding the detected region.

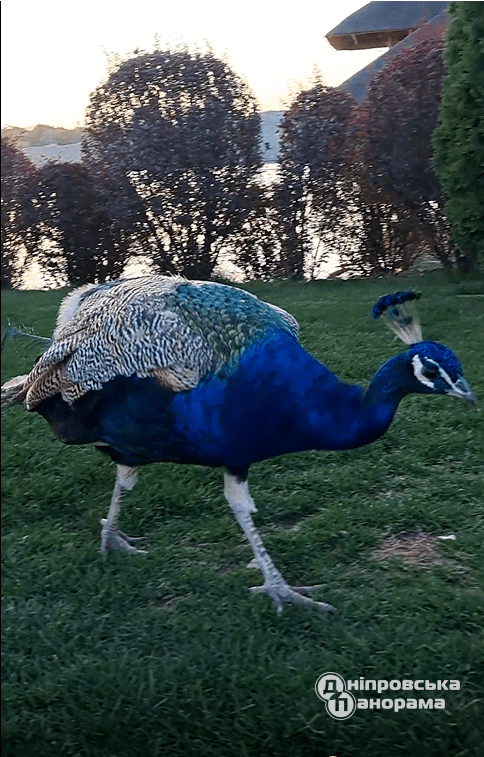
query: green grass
[{"left": 2, "top": 274, "right": 484, "bottom": 757}]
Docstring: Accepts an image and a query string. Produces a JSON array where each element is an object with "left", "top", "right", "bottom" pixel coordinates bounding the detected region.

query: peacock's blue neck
[
  {"left": 354, "top": 353, "right": 411, "bottom": 446},
  {"left": 362, "top": 353, "right": 411, "bottom": 409},
  {"left": 214, "top": 336, "right": 412, "bottom": 463},
  {"left": 293, "top": 353, "right": 409, "bottom": 453}
]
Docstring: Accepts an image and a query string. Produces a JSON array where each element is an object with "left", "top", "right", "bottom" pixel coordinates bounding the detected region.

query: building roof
[
  {"left": 335, "top": 6, "right": 449, "bottom": 103},
  {"left": 326, "top": 1, "right": 448, "bottom": 50}
]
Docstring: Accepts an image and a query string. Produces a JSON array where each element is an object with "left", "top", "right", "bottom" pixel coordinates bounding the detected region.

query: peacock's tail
[{"left": 1, "top": 374, "right": 29, "bottom": 408}]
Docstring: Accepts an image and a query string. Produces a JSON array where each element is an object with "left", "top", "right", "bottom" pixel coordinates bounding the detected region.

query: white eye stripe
[
  {"left": 412, "top": 354, "right": 435, "bottom": 388},
  {"left": 435, "top": 363, "right": 460, "bottom": 393},
  {"left": 412, "top": 355, "right": 460, "bottom": 392}
]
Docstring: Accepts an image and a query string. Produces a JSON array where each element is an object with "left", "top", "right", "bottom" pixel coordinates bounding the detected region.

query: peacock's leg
[
  {"left": 224, "top": 472, "right": 334, "bottom": 613},
  {"left": 100, "top": 465, "right": 147, "bottom": 554}
]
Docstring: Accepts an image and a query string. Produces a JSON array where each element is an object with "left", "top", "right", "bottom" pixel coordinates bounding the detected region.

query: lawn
[{"left": 2, "top": 274, "right": 483, "bottom": 757}]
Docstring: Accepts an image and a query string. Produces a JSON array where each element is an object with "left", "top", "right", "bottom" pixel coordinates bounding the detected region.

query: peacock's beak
[{"left": 447, "top": 377, "right": 478, "bottom": 405}]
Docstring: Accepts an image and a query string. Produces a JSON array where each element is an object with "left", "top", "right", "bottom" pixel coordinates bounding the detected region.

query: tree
[
  {"left": 222, "top": 183, "right": 289, "bottom": 281},
  {"left": 1, "top": 138, "right": 35, "bottom": 288},
  {"left": 23, "top": 162, "right": 130, "bottom": 286},
  {"left": 276, "top": 82, "right": 356, "bottom": 279},
  {"left": 337, "top": 194, "right": 428, "bottom": 277},
  {"left": 82, "top": 45, "right": 262, "bottom": 279},
  {"left": 433, "top": 2, "right": 484, "bottom": 272},
  {"left": 274, "top": 38, "right": 455, "bottom": 280},
  {"left": 351, "top": 36, "right": 458, "bottom": 274}
]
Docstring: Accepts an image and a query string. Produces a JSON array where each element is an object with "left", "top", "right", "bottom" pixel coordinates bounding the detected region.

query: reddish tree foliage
[
  {"left": 23, "top": 162, "right": 131, "bottom": 286},
  {"left": 277, "top": 82, "right": 356, "bottom": 278},
  {"left": 1, "top": 138, "right": 35, "bottom": 288},
  {"left": 277, "top": 37, "right": 456, "bottom": 279},
  {"left": 83, "top": 46, "right": 262, "bottom": 280},
  {"left": 349, "top": 36, "right": 456, "bottom": 273},
  {"left": 359, "top": 38, "right": 445, "bottom": 203}
]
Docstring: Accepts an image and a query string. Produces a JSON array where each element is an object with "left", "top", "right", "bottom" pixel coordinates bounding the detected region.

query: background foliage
[
  {"left": 21, "top": 162, "right": 130, "bottom": 286},
  {"left": 1, "top": 32, "right": 482, "bottom": 288},
  {"left": 348, "top": 37, "right": 457, "bottom": 277},
  {"left": 432, "top": 1, "right": 484, "bottom": 273},
  {"left": 1, "top": 139, "right": 35, "bottom": 289},
  {"left": 276, "top": 81, "right": 356, "bottom": 279},
  {"left": 82, "top": 46, "right": 262, "bottom": 280}
]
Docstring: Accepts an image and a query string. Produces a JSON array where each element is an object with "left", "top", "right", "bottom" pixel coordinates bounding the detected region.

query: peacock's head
[
  {"left": 407, "top": 341, "right": 476, "bottom": 402},
  {"left": 372, "top": 291, "right": 477, "bottom": 404}
]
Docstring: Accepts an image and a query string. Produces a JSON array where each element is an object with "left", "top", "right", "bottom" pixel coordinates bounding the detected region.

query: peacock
[{"left": 2, "top": 277, "right": 477, "bottom": 613}]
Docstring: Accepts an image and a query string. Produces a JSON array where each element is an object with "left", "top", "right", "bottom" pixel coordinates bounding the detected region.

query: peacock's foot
[
  {"left": 100, "top": 519, "right": 148, "bottom": 554},
  {"left": 249, "top": 580, "right": 334, "bottom": 614}
]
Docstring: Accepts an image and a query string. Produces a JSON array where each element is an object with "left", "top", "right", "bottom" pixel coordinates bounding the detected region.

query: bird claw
[
  {"left": 100, "top": 519, "right": 148, "bottom": 554},
  {"left": 249, "top": 581, "right": 334, "bottom": 614}
]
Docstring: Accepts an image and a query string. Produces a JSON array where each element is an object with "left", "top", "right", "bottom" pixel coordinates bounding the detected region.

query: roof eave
[{"left": 327, "top": 27, "right": 415, "bottom": 50}]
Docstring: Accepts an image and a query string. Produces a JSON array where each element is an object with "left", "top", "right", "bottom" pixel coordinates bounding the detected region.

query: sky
[{"left": 1, "top": 0, "right": 386, "bottom": 129}]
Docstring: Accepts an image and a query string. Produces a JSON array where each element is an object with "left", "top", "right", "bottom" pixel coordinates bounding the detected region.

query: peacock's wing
[{"left": 20, "top": 276, "right": 299, "bottom": 410}]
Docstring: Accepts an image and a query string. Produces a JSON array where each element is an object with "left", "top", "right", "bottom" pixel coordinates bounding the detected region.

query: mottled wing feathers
[
  {"left": 17, "top": 276, "right": 299, "bottom": 410},
  {"left": 167, "top": 281, "right": 298, "bottom": 360}
]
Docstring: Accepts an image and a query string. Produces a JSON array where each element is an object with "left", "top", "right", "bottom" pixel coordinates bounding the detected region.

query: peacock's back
[{"left": 16, "top": 276, "right": 299, "bottom": 410}]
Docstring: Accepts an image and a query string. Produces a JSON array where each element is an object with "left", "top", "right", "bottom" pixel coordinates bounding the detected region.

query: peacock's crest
[{"left": 372, "top": 291, "right": 422, "bottom": 345}]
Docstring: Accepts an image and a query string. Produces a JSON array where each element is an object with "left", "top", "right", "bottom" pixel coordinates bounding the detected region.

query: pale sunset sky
[{"left": 1, "top": 0, "right": 386, "bottom": 129}]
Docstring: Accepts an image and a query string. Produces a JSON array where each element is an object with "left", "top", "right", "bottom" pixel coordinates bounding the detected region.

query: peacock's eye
[{"left": 422, "top": 366, "right": 439, "bottom": 379}]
